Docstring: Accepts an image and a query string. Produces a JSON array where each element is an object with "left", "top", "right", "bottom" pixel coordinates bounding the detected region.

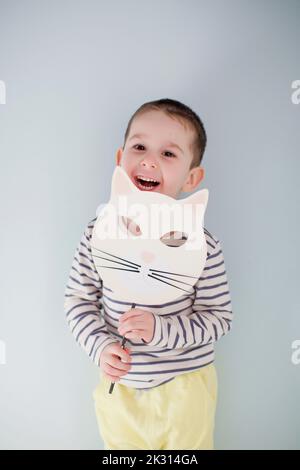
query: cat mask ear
[
  {"left": 110, "top": 165, "right": 139, "bottom": 200},
  {"left": 95, "top": 166, "right": 138, "bottom": 217},
  {"left": 181, "top": 188, "right": 209, "bottom": 212}
]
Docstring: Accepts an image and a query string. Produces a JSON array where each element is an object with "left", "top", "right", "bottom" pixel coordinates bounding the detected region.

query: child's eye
[
  {"left": 133, "top": 144, "right": 145, "bottom": 151},
  {"left": 133, "top": 144, "right": 176, "bottom": 158},
  {"left": 163, "top": 151, "right": 175, "bottom": 158}
]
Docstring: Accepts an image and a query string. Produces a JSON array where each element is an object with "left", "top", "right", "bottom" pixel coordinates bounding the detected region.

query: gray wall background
[{"left": 0, "top": 0, "right": 299, "bottom": 450}]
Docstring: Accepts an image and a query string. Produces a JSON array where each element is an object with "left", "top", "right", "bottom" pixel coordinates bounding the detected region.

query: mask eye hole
[
  {"left": 119, "top": 216, "right": 142, "bottom": 236},
  {"left": 160, "top": 231, "right": 188, "bottom": 247}
]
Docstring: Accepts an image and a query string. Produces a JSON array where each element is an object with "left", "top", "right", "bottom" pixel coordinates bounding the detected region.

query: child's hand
[
  {"left": 99, "top": 342, "right": 132, "bottom": 382},
  {"left": 118, "top": 308, "right": 155, "bottom": 343}
]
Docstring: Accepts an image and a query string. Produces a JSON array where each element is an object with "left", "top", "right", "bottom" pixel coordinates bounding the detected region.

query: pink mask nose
[{"left": 141, "top": 251, "right": 155, "bottom": 264}]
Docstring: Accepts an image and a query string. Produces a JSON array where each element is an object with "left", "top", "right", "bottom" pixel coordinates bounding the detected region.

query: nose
[
  {"left": 141, "top": 251, "right": 156, "bottom": 264},
  {"left": 140, "top": 158, "right": 157, "bottom": 169}
]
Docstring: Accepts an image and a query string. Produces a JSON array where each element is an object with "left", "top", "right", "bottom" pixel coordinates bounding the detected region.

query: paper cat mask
[{"left": 90, "top": 166, "right": 209, "bottom": 304}]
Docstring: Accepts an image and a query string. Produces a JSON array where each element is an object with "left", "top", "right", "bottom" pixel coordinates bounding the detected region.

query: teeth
[{"left": 136, "top": 175, "right": 159, "bottom": 183}]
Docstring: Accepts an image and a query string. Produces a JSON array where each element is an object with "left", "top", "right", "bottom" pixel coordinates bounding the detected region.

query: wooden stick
[{"left": 109, "top": 302, "right": 136, "bottom": 394}]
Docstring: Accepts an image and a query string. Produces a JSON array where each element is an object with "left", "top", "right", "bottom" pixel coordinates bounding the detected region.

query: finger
[
  {"left": 119, "top": 323, "right": 144, "bottom": 336},
  {"left": 110, "top": 353, "right": 132, "bottom": 370},
  {"left": 120, "top": 320, "right": 145, "bottom": 328},
  {"left": 104, "top": 362, "right": 130, "bottom": 376},
  {"left": 103, "top": 364, "right": 128, "bottom": 379},
  {"left": 120, "top": 310, "right": 143, "bottom": 323},
  {"left": 110, "top": 343, "right": 132, "bottom": 362},
  {"left": 123, "top": 331, "right": 145, "bottom": 341},
  {"left": 121, "top": 328, "right": 145, "bottom": 339}
]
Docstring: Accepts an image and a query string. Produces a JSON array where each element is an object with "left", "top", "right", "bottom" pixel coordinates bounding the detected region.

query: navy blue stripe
[
  {"left": 191, "top": 318, "right": 204, "bottom": 342},
  {"left": 195, "top": 281, "right": 228, "bottom": 291},
  {"left": 102, "top": 291, "right": 194, "bottom": 309},
  {"left": 196, "top": 308, "right": 232, "bottom": 313},
  {"left": 195, "top": 290, "right": 230, "bottom": 300},
  {"left": 80, "top": 239, "right": 92, "bottom": 254},
  {"left": 193, "top": 300, "right": 232, "bottom": 309},
  {"left": 204, "top": 260, "right": 224, "bottom": 271},
  {"left": 89, "top": 336, "right": 100, "bottom": 358},
  {"left": 84, "top": 325, "right": 107, "bottom": 346},
  {"left": 68, "top": 310, "right": 98, "bottom": 324},
  {"left": 199, "top": 270, "right": 227, "bottom": 281},
  {"left": 71, "top": 313, "right": 100, "bottom": 333},
  {"left": 102, "top": 299, "right": 192, "bottom": 319},
  {"left": 68, "top": 275, "right": 100, "bottom": 289},
  {"left": 75, "top": 319, "right": 97, "bottom": 342},
  {"left": 207, "top": 249, "right": 221, "bottom": 260},
  {"left": 206, "top": 240, "right": 216, "bottom": 250},
  {"left": 177, "top": 316, "right": 187, "bottom": 345},
  {"left": 71, "top": 265, "right": 101, "bottom": 284},
  {"left": 73, "top": 255, "right": 98, "bottom": 275},
  {"left": 125, "top": 357, "right": 214, "bottom": 375},
  {"left": 65, "top": 301, "right": 98, "bottom": 317},
  {"left": 172, "top": 332, "right": 179, "bottom": 349}
]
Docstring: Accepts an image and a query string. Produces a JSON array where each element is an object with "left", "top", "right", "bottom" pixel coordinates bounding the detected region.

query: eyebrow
[{"left": 128, "top": 133, "right": 184, "bottom": 154}]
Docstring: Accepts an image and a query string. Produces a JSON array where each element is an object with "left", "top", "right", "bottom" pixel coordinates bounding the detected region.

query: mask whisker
[
  {"left": 92, "top": 254, "right": 137, "bottom": 269},
  {"left": 95, "top": 265, "right": 140, "bottom": 273},
  {"left": 91, "top": 245, "right": 141, "bottom": 268},
  {"left": 148, "top": 274, "right": 193, "bottom": 294},
  {"left": 148, "top": 272, "right": 194, "bottom": 287},
  {"left": 149, "top": 268, "right": 199, "bottom": 279}
]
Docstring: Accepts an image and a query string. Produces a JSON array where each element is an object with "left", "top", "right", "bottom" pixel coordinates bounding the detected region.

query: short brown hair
[{"left": 122, "top": 98, "right": 207, "bottom": 169}]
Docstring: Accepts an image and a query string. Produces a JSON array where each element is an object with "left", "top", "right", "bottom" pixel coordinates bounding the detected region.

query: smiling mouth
[{"left": 134, "top": 175, "right": 161, "bottom": 191}]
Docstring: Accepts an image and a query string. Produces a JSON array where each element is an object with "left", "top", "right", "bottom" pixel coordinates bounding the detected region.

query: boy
[{"left": 64, "top": 98, "right": 233, "bottom": 450}]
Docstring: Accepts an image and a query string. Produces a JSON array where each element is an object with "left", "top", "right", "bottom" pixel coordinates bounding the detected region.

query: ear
[
  {"left": 182, "top": 188, "right": 209, "bottom": 212},
  {"left": 111, "top": 166, "right": 139, "bottom": 199}
]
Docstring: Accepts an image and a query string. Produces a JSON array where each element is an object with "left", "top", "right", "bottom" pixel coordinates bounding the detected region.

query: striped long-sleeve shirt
[{"left": 63, "top": 217, "right": 233, "bottom": 390}]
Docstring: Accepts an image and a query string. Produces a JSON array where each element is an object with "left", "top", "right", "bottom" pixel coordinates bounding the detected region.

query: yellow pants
[{"left": 92, "top": 363, "right": 218, "bottom": 450}]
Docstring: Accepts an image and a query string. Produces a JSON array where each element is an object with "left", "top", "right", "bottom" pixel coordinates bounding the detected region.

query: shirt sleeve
[
  {"left": 146, "top": 238, "right": 234, "bottom": 349},
  {"left": 63, "top": 218, "right": 117, "bottom": 366}
]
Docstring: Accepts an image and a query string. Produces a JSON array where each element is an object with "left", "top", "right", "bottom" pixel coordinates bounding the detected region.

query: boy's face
[{"left": 115, "top": 110, "right": 204, "bottom": 199}]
